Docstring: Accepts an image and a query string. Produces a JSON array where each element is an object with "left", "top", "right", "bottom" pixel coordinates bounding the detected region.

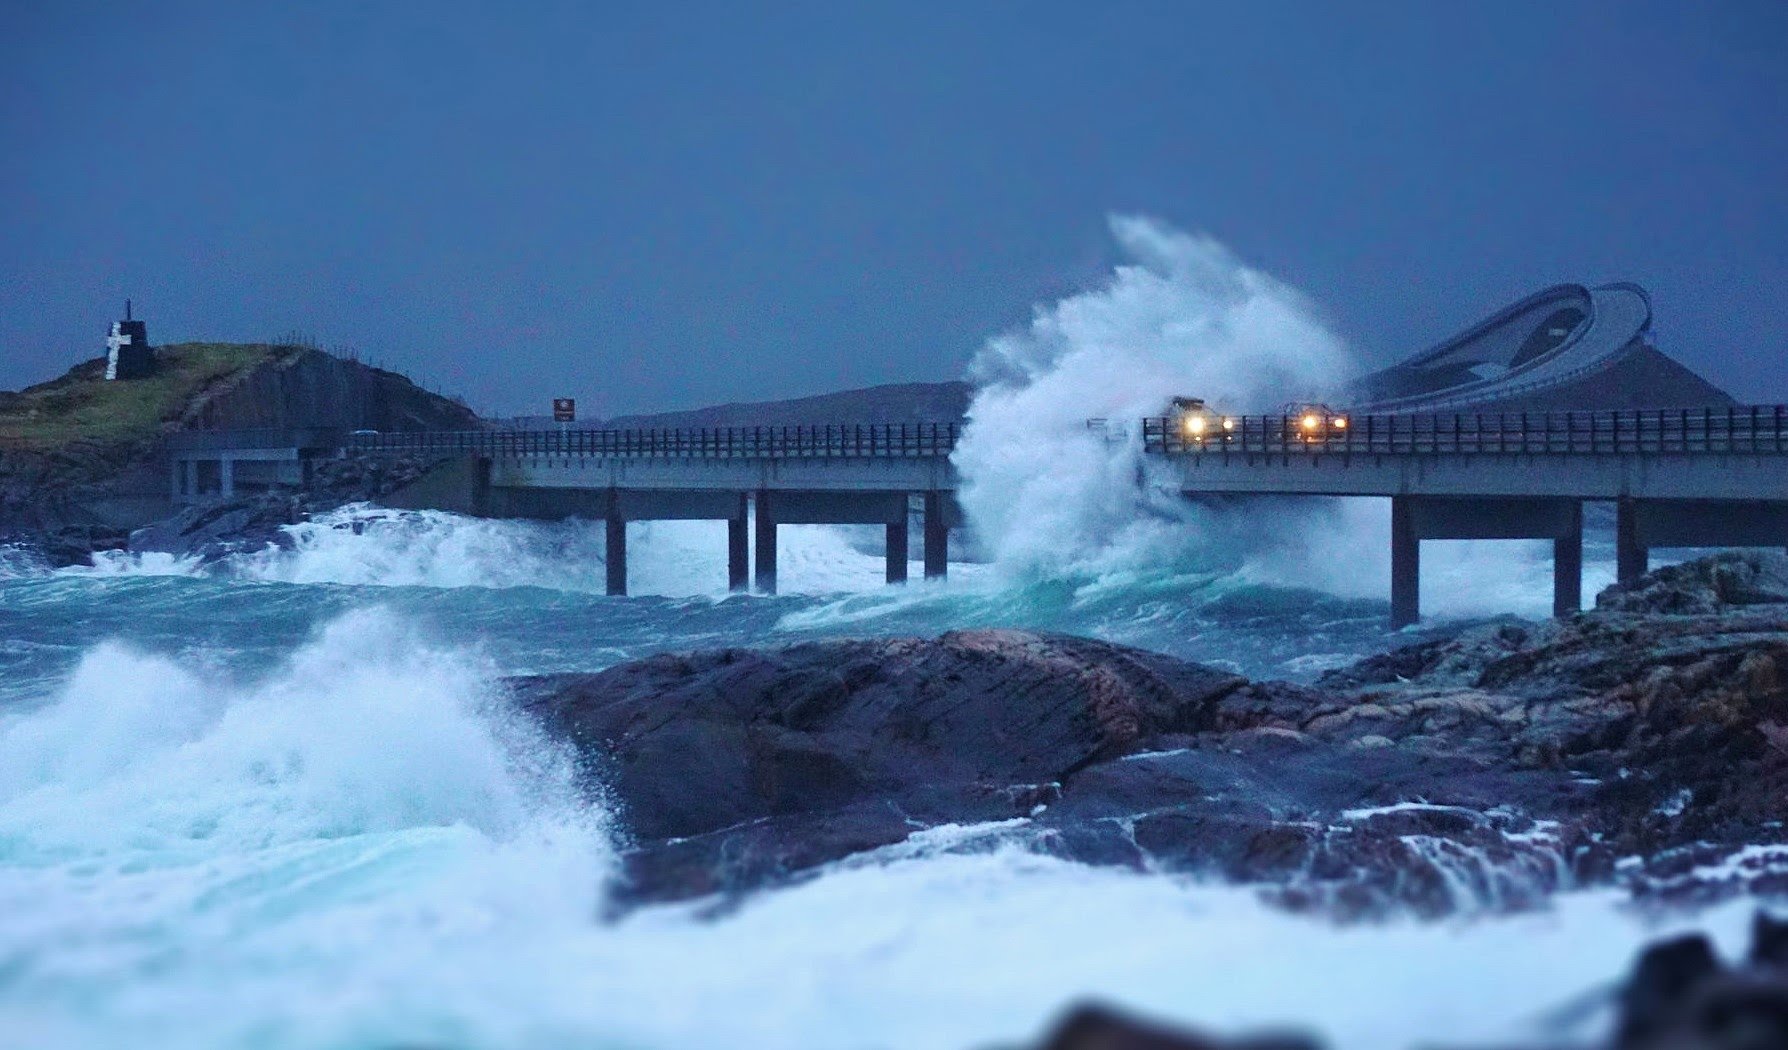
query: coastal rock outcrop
[
  {"left": 1595, "top": 549, "right": 1788, "bottom": 615},
  {"left": 515, "top": 557, "right": 1788, "bottom": 914}
]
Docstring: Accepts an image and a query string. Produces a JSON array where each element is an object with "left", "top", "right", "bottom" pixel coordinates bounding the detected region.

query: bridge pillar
[
  {"left": 728, "top": 494, "right": 749, "bottom": 592},
  {"left": 755, "top": 490, "right": 777, "bottom": 595},
  {"left": 886, "top": 520, "right": 909, "bottom": 584},
  {"left": 1616, "top": 499, "right": 1648, "bottom": 584},
  {"left": 605, "top": 514, "right": 627, "bottom": 597},
  {"left": 1554, "top": 501, "right": 1583, "bottom": 617},
  {"left": 1390, "top": 495, "right": 1419, "bottom": 629},
  {"left": 219, "top": 458, "right": 235, "bottom": 498},
  {"left": 923, "top": 491, "right": 948, "bottom": 580}
]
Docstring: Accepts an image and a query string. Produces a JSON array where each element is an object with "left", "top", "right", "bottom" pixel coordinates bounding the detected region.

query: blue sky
[{"left": 2, "top": 1, "right": 1783, "bottom": 416}]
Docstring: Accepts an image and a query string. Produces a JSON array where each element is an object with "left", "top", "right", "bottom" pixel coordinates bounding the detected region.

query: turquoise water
[{"left": 0, "top": 508, "right": 1711, "bottom": 1050}]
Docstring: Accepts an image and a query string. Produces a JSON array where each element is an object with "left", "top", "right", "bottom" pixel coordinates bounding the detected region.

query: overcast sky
[{"left": 3, "top": 1, "right": 1783, "bottom": 417}]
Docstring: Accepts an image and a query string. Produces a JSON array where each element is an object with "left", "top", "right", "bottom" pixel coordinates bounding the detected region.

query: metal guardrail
[
  {"left": 167, "top": 427, "right": 350, "bottom": 452},
  {"left": 1145, "top": 406, "right": 1788, "bottom": 456},
  {"left": 346, "top": 422, "right": 963, "bottom": 459}
]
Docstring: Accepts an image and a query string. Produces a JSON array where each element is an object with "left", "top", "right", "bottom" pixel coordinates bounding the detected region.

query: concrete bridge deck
[
  {"left": 1146, "top": 406, "right": 1788, "bottom": 624},
  {"left": 167, "top": 408, "right": 1788, "bottom": 623}
]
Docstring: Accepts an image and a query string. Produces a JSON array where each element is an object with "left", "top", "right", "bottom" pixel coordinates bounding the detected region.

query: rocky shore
[
  {"left": 511, "top": 551, "right": 1788, "bottom": 917},
  {"left": 504, "top": 550, "right": 1788, "bottom": 1047}
]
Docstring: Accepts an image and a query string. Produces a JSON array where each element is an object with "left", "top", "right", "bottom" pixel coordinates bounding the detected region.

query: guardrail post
[
  {"left": 755, "top": 489, "right": 778, "bottom": 595},
  {"left": 1390, "top": 495, "right": 1419, "bottom": 629},
  {"left": 1554, "top": 500, "right": 1582, "bottom": 617}
]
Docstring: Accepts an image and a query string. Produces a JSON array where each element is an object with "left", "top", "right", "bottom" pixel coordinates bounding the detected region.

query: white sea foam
[
  {"left": 0, "top": 543, "right": 50, "bottom": 579},
  {"left": 954, "top": 216, "right": 1355, "bottom": 582},
  {"left": 0, "top": 607, "right": 1764, "bottom": 1049},
  {"left": 952, "top": 217, "right": 1622, "bottom": 619},
  {"left": 71, "top": 505, "right": 941, "bottom": 597}
]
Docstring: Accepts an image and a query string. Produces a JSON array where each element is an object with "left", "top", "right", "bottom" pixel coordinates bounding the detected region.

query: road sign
[{"left": 553, "top": 398, "right": 576, "bottom": 423}]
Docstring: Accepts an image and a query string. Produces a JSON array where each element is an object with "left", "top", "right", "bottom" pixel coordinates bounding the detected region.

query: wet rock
[
  {"left": 1597, "top": 551, "right": 1788, "bottom": 616},
  {"left": 1031, "top": 1003, "right": 1321, "bottom": 1050},
  {"left": 514, "top": 631, "right": 1250, "bottom": 898},
  {"left": 130, "top": 491, "right": 307, "bottom": 562},
  {"left": 515, "top": 555, "right": 1788, "bottom": 913},
  {"left": 38, "top": 522, "right": 129, "bottom": 567}
]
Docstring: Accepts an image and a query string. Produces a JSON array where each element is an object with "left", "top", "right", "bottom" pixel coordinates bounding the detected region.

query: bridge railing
[
  {"left": 1144, "top": 406, "right": 1788, "bottom": 456},
  {"left": 346, "top": 422, "right": 963, "bottom": 459},
  {"left": 167, "top": 427, "right": 349, "bottom": 452}
]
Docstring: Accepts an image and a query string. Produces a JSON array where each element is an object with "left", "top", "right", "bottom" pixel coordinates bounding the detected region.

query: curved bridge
[{"left": 1349, "top": 282, "right": 1657, "bottom": 413}]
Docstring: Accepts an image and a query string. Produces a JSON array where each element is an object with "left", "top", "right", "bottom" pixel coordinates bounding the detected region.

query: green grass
[{"left": 0, "top": 343, "right": 282, "bottom": 449}]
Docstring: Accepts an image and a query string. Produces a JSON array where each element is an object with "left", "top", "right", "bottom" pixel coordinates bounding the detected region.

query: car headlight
[
  {"left": 1301, "top": 414, "right": 1319, "bottom": 430},
  {"left": 1185, "top": 415, "right": 1206, "bottom": 435},
  {"left": 1221, "top": 417, "right": 1235, "bottom": 431},
  {"left": 1332, "top": 417, "right": 1348, "bottom": 430}
]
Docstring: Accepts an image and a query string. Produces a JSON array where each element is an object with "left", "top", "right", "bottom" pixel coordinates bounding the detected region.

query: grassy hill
[{"left": 0, "top": 343, "right": 281, "bottom": 450}]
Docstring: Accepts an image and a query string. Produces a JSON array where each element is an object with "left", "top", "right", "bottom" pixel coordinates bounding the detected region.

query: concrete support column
[
  {"left": 1390, "top": 495, "right": 1419, "bottom": 629},
  {"left": 605, "top": 515, "right": 627, "bottom": 597},
  {"left": 923, "top": 491, "right": 948, "bottom": 580},
  {"left": 1553, "top": 501, "right": 1583, "bottom": 617},
  {"left": 219, "top": 458, "right": 235, "bottom": 498},
  {"left": 886, "top": 520, "right": 909, "bottom": 584},
  {"left": 1616, "top": 498, "right": 1648, "bottom": 584},
  {"left": 728, "top": 494, "right": 750, "bottom": 593},
  {"left": 755, "top": 490, "right": 778, "bottom": 595},
  {"left": 171, "top": 460, "right": 184, "bottom": 502},
  {"left": 185, "top": 460, "right": 197, "bottom": 499}
]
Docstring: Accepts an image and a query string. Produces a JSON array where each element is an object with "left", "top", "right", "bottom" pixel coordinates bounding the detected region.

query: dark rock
[
  {"left": 130, "top": 492, "right": 307, "bottom": 562},
  {"left": 1750, "top": 912, "right": 1788, "bottom": 970},
  {"left": 1617, "top": 934, "right": 1723, "bottom": 1047},
  {"left": 509, "top": 554, "right": 1788, "bottom": 913},
  {"left": 1597, "top": 551, "right": 1788, "bottom": 616},
  {"left": 39, "top": 522, "right": 129, "bottom": 567},
  {"left": 513, "top": 630, "right": 1249, "bottom": 844},
  {"left": 1032, "top": 1003, "right": 1321, "bottom": 1050}
]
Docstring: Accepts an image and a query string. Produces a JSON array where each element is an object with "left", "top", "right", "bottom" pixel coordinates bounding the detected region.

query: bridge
[
  {"left": 166, "top": 407, "right": 1788, "bottom": 624},
  {"left": 158, "top": 280, "right": 1788, "bottom": 624},
  {"left": 1144, "top": 405, "right": 1788, "bottom": 626},
  {"left": 168, "top": 424, "right": 965, "bottom": 596}
]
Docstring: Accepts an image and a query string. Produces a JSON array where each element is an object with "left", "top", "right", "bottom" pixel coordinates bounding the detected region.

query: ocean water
[
  {"left": 0, "top": 504, "right": 1734, "bottom": 1050},
  {"left": 0, "top": 222, "right": 1742, "bottom": 1048}
]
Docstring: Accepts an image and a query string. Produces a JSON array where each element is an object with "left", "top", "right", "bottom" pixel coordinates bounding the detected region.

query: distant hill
[
  {"left": 0, "top": 343, "right": 479, "bottom": 451},
  {"left": 597, "top": 381, "right": 972, "bottom": 430},
  {"left": 1466, "top": 347, "right": 1737, "bottom": 413},
  {"left": 0, "top": 343, "right": 481, "bottom": 532}
]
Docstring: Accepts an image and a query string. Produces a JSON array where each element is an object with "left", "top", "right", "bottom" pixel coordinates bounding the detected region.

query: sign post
[{"left": 553, "top": 398, "right": 576, "bottom": 424}]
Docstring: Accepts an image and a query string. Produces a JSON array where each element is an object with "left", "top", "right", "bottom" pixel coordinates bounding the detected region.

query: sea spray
[
  {"left": 0, "top": 608, "right": 612, "bottom": 1047},
  {"left": 953, "top": 216, "right": 1356, "bottom": 580},
  {"left": 951, "top": 216, "right": 1612, "bottom": 619}
]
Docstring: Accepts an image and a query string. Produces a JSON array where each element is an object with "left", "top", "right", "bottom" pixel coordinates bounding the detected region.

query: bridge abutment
[
  {"left": 1391, "top": 495, "right": 1585, "bottom": 628},
  {"left": 886, "top": 521, "right": 909, "bottom": 584},
  {"left": 729, "top": 495, "right": 749, "bottom": 592},
  {"left": 923, "top": 491, "right": 949, "bottom": 580},
  {"left": 1616, "top": 499, "right": 1648, "bottom": 584},
  {"left": 1554, "top": 501, "right": 1584, "bottom": 618},
  {"left": 606, "top": 514, "right": 627, "bottom": 597},
  {"left": 755, "top": 490, "right": 778, "bottom": 595},
  {"left": 1390, "top": 497, "right": 1419, "bottom": 629},
  {"left": 1620, "top": 499, "right": 1788, "bottom": 580}
]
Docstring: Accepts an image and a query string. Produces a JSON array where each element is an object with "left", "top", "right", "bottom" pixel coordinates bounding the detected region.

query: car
[
  {"left": 1282, "top": 402, "right": 1350, "bottom": 442},
  {"left": 1167, "top": 396, "right": 1236, "bottom": 444}
]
